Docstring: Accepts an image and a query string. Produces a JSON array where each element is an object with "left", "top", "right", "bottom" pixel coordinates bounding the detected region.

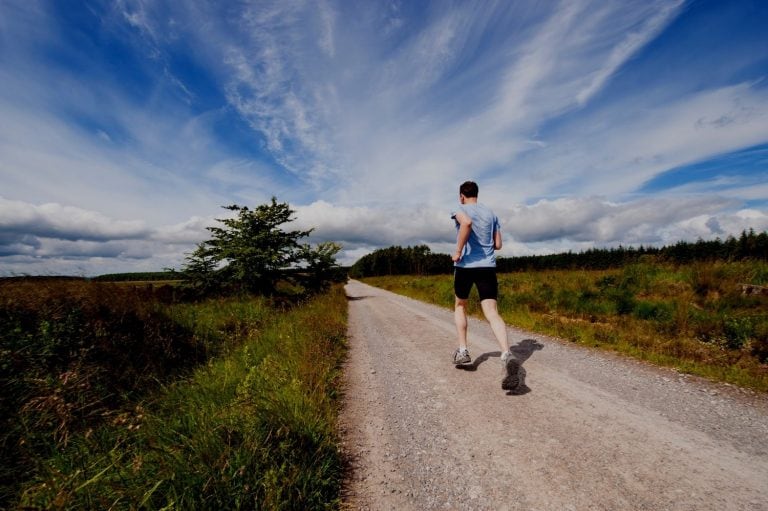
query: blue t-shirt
[{"left": 451, "top": 203, "right": 500, "bottom": 268}]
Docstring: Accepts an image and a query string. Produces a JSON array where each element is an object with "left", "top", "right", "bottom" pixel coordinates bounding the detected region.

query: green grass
[
  {"left": 4, "top": 280, "right": 348, "bottom": 509},
  {"left": 362, "top": 261, "right": 768, "bottom": 392}
]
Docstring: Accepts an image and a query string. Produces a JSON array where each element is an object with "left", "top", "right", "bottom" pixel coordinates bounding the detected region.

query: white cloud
[
  {"left": 289, "top": 195, "right": 765, "bottom": 265},
  {"left": 574, "top": 1, "right": 684, "bottom": 105},
  {"left": 0, "top": 66, "right": 229, "bottom": 223},
  {"left": 151, "top": 216, "right": 212, "bottom": 245},
  {"left": 292, "top": 200, "right": 449, "bottom": 247},
  {"left": 2, "top": 192, "right": 765, "bottom": 275},
  {"left": 711, "top": 209, "right": 768, "bottom": 236},
  {"left": 497, "top": 196, "right": 738, "bottom": 245},
  {"left": 217, "top": 0, "right": 346, "bottom": 187},
  {"left": 0, "top": 197, "right": 149, "bottom": 241},
  {"left": 505, "top": 81, "right": 768, "bottom": 202},
  {"left": 317, "top": 0, "right": 336, "bottom": 58},
  {"left": 0, "top": 197, "right": 205, "bottom": 276},
  {"left": 33, "top": 239, "right": 152, "bottom": 259},
  {"left": 306, "top": 0, "right": 692, "bottom": 207}
]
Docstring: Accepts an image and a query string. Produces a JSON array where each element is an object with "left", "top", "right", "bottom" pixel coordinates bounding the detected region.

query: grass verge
[{"left": 14, "top": 285, "right": 348, "bottom": 510}]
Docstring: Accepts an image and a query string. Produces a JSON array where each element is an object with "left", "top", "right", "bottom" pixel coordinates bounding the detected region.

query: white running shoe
[
  {"left": 501, "top": 350, "right": 520, "bottom": 390},
  {"left": 453, "top": 348, "right": 471, "bottom": 365}
]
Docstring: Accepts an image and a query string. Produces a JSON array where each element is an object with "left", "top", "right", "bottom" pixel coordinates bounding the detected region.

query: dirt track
[{"left": 339, "top": 280, "right": 768, "bottom": 511}]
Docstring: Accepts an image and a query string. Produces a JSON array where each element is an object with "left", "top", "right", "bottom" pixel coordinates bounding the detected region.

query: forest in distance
[{"left": 349, "top": 228, "right": 768, "bottom": 278}]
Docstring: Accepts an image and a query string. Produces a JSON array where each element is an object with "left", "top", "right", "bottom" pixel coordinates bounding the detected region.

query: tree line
[
  {"left": 348, "top": 245, "right": 451, "bottom": 278},
  {"left": 349, "top": 229, "right": 768, "bottom": 277},
  {"left": 92, "top": 271, "right": 179, "bottom": 281}
]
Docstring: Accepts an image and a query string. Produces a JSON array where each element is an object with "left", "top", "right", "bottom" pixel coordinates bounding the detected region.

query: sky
[{"left": 1, "top": 0, "right": 767, "bottom": 276}]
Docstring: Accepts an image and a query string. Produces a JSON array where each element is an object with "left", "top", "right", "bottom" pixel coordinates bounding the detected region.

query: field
[
  {"left": 4, "top": 260, "right": 767, "bottom": 507},
  {"left": 363, "top": 260, "right": 768, "bottom": 391},
  {"left": 1, "top": 278, "right": 347, "bottom": 509}
]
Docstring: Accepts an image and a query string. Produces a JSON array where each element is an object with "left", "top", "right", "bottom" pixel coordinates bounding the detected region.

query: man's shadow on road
[{"left": 455, "top": 338, "right": 544, "bottom": 395}]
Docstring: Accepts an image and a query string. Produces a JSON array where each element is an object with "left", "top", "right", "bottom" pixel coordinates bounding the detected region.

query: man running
[{"left": 451, "top": 181, "right": 518, "bottom": 390}]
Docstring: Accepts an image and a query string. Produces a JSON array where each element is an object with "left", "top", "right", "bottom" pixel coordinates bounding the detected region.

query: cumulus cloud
[
  {"left": 3, "top": 193, "right": 766, "bottom": 275},
  {"left": 0, "top": 198, "right": 203, "bottom": 276},
  {"left": 290, "top": 196, "right": 768, "bottom": 265},
  {"left": 498, "top": 196, "right": 741, "bottom": 244},
  {"left": 0, "top": 197, "right": 149, "bottom": 242},
  {"left": 292, "top": 200, "right": 449, "bottom": 247},
  {"left": 150, "top": 216, "right": 213, "bottom": 245},
  {"left": 506, "top": 198, "right": 768, "bottom": 249}
]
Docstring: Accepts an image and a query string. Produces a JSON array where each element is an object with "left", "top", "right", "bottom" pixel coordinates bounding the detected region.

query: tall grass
[
  {"left": 3, "top": 279, "right": 347, "bottom": 509},
  {"left": 1, "top": 279, "right": 215, "bottom": 507},
  {"left": 363, "top": 261, "right": 768, "bottom": 391}
]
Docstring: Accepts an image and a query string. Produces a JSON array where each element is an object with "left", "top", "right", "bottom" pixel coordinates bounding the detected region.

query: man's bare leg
[
  {"left": 480, "top": 299, "right": 509, "bottom": 353},
  {"left": 482, "top": 298, "right": 520, "bottom": 390},
  {"left": 454, "top": 296, "right": 469, "bottom": 350}
]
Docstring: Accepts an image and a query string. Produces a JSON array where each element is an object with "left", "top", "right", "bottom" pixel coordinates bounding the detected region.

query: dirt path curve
[{"left": 338, "top": 280, "right": 768, "bottom": 511}]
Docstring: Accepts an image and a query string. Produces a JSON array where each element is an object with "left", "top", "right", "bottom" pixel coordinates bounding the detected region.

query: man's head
[{"left": 459, "top": 181, "right": 479, "bottom": 199}]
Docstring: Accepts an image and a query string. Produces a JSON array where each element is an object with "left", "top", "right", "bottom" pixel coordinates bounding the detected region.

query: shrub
[
  {"left": 619, "top": 263, "right": 657, "bottom": 292},
  {"left": 751, "top": 319, "right": 768, "bottom": 362},
  {"left": 634, "top": 300, "right": 674, "bottom": 323},
  {"left": 723, "top": 316, "right": 753, "bottom": 350},
  {"left": 610, "top": 288, "right": 637, "bottom": 315}
]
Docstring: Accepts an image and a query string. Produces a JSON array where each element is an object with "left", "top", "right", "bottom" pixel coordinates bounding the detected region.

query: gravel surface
[{"left": 339, "top": 280, "right": 768, "bottom": 511}]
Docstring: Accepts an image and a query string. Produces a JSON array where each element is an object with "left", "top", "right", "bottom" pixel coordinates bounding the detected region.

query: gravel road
[{"left": 338, "top": 280, "right": 768, "bottom": 511}]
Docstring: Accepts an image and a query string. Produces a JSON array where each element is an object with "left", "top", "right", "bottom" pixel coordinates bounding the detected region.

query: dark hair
[{"left": 459, "top": 181, "right": 478, "bottom": 198}]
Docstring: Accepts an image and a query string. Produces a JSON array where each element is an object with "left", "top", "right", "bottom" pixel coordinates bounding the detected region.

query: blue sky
[{"left": 1, "top": 0, "right": 767, "bottom": 275}]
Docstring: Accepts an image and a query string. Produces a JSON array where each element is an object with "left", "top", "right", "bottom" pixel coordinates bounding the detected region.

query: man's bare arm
[{"left": 453, "top": 211, "right": 472, "bottom": 262}]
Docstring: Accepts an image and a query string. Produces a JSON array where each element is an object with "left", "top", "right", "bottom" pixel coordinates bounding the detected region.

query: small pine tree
[{"left": 183, "top": 198, "right": 341, "bottom": 295}]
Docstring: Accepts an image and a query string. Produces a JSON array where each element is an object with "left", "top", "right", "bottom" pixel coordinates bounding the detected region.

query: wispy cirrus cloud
[
  {"left": 308, "top": 0, "right": 690, "bottom": 205},
  {"left": 573, "top": 1, "right": 684, "bottom": 106},
  {"left": 514, "top": 82, "right": 768, "bottom": 201}
]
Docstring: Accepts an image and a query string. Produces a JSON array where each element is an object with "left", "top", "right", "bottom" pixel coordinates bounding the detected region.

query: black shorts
[{"left": 453, "top": 267, "right": 498, "bottom": 301}]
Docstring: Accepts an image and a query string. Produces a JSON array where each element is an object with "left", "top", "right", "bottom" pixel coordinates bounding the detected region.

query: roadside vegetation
[
  {"left": 1, "top": 198, "right": 348, "bottom": 509},
  {"left": 363, "top": 260, "right": 768, "bottom": 391}
]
